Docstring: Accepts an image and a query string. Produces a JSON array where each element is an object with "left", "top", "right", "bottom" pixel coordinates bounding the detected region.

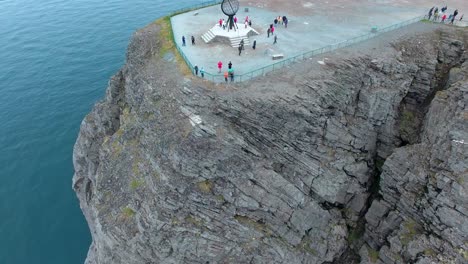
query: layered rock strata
[{"left": 73, "top": 23, "right": 467, "bottom": 264}]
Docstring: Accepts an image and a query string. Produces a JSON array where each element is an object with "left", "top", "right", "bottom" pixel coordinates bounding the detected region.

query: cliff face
[{"left": 73, "top": 22, "right": 468, "bottom": 264}]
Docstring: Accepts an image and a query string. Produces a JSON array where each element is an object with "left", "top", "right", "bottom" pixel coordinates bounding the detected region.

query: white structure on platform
[{"left": 201, "top": 23, "right": 259, "bottom": 48}]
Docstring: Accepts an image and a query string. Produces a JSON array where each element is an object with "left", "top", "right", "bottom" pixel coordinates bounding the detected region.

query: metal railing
[
  {"left": 168, "top": 0, "right": 222, "bottom": 17},
  {"left": 169, "top": 9, "right": 440, "bottom": 82}
]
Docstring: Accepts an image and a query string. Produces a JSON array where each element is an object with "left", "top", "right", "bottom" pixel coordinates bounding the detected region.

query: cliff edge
[{"left": 73, "top": 21, "right": 468, "bottom": 264}]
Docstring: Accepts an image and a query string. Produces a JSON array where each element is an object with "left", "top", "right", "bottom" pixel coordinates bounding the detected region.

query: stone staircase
[
  {"left": 230, "top": 36, "right": 250, "bottom": 48},
  {"left": 201, "top": 30, "right": 216, "bottom": 43}
]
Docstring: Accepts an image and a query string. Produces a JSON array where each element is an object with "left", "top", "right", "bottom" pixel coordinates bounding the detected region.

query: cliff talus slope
[{"left": 73, "top": 23, "right": 467, "bottom": 264}]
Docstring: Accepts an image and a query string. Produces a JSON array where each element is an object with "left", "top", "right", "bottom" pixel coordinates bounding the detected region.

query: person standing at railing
[
  {"left": 194, "top": 65, "right": 199, "bottom": 76},
  {"left": 228, "top": 61, "right": 232, "bottom": 69},
  {"left": 428, "top": 7, "right": 434, "bottom": 20},
  {"left": 200, "top": 67, "right": 205, "bottom": 78},
  {"left": 453, "top": 9, "right": 459, "bottom": 19},
  {"left": 217, "top": 61, "right": 223, "bottom": 73},
  {"left": 224, "top": 71, "right": 228, "bottom": 83},
  {"left": 441, "top": 6, "right": 447, "bottom": 13},
  {"left": 433, "top": 9, "right": 439, "bottom": 21},
  {"left": 228, "top": 68, "right": 234, "bottom": 82},
  {"left": 460, "top": 14, "right": 464, "bottom": 22},
  {"left": 441, "top": 13, "right": 447, "bottom": 23}
]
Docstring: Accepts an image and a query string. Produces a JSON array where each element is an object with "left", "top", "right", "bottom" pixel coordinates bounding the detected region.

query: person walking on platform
[
  {"left": 200, "top": 67, "right": 205, "bottom": 78},
  {"left": 228, "top": 61, "right": 232, "bottom": 69},
  {"left": 217, "top": 61, "right": 223, "bottom": 73},
  {"left": 194, "top": 65, "right": 199, "bottom": 76},
  {"left": 191, "top": 36, "right": 195, "bottom": 45},
  {"left": 441, "top": 13, "right": 447, "bottom": 22},
  {"left": 460, "top": 14, "right": 464, "bottom": 21},
  {"left": 182, "top": 36, "right": 186, "bottom": 46},
  {"left": 238, "top": 45, "right": 242, "bottom": 56},
  {"left": 454, "top": 9, "right": 459, "bottom": 18},
  {"left": 273, "top": 35, "right": 277, "bottom": 44},
  {"left": 224, "top": 71, "right": 228, "bottom": 83},
  {"left": 252, "top": 40, "right": 256, "bottom": 50},
  {"left": 267, "top": 27, "right": 271, "bottom": 38}
]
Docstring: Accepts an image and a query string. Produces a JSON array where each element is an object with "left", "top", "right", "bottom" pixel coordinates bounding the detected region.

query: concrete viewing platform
[{"left": 170, "top": 0, "right": 468, "bottom": 81}]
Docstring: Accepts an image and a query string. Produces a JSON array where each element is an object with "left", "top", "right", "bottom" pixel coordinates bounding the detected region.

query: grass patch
[
  {"left": 368, "top": 247, "right": 380, "bottom": 263},
  {"left": 400, "top": 110, "right": 415, "bottom": 132},
  {"left": 197, "top": 180, "right": 213, "bottom": 193},
  {"left": 400, "top": 219, "right": 423, "bottom": 246},
  {"left": 185, "top": 215, "right": 204, "bottom": 227},
  {"left": 122, "top": 206, "right": 135, "bottom": 218},
  {"left": 234, "top": 215, "right": 272, "bottom": 236},
  {"left": 459, "top": 248, "right": 468, "bottom": 260},
  {"left": 130, "top": 178, "right": 145, "bottom": 190},
  {"left": 154, "top": 16, "right": 191, "bottom": 75},
  {"left": 297, "top": 237, "right": 318, "bottom": 256},
  {"left": 423, "top": 248, "right": 437, "bottom": 257},
  {"left": 347, "top": 224, "right": 365, "bottom": 244}
]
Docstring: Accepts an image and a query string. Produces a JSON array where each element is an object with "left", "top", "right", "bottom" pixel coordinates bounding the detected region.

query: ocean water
[{"left": 0, "top": 0, "right": 206, "bottom": 263}]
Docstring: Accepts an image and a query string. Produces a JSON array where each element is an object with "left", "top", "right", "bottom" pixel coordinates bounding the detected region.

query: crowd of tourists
[
  {"left": 427, "top": 6, "right": 463, "bottom": 24},
  {"left": 180, "top": 12, "right": 292, "bottom": 82}
]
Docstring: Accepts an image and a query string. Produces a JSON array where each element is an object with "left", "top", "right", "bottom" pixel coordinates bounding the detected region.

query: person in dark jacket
[
  {"left": 191, "top": 35, "right": 195, "bottom": 45},
  {"left": 182, "top": 36, "right": 186, "bottom": 46},
  {"left": 194, "top": 65, "right": 199, "bottom": 75},
  {"left": 252, "top": 40, "right": 256, "bottom": 50},
  {"left": 428, "top": 7, "right": 434, "bottom": 20}
]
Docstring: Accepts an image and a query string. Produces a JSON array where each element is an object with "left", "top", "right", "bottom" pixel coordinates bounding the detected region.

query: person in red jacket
[
  {"left": 442, "top": 14, "right": 447, "bottom": 22},
  {"left": 217, "top": 61, "right": 223, "bottom": 73}
]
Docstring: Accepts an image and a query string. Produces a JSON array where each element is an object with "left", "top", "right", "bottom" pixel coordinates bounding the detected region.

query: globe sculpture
[{"left": 221, "top": 0, "right": 239, "bottom": 30}]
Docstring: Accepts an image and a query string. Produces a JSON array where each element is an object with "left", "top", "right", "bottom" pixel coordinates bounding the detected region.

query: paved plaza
[{"left": 170, "top": 0, "right": 468, "bottom": 80}]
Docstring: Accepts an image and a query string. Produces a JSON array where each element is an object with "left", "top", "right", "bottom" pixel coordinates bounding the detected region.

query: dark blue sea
[{"left": 0, "top": 0, "right": 206, "bottom": 263}]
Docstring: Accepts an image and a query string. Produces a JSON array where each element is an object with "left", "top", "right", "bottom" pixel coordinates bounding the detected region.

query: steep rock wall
[{"left": 73, "top": 22, "right": 467, "bottom": 264}]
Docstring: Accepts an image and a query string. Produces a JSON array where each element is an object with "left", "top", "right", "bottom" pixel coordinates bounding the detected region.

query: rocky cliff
[{"left": 73, "top": 22, "right": 468, "bottom": 264}]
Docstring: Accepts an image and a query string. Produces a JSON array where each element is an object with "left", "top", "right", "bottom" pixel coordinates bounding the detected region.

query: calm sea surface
[{"left": 0, "top": 0, "right": 205, "bottom": 263}]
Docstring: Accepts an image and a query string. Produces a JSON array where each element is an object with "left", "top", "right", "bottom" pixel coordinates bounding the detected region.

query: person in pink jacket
[
  {"left": 217, "top": 61, "right": 223, "bottom": 73},
  {"left": 271, "top": 26, "right": 275, "bottom": 34}
]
